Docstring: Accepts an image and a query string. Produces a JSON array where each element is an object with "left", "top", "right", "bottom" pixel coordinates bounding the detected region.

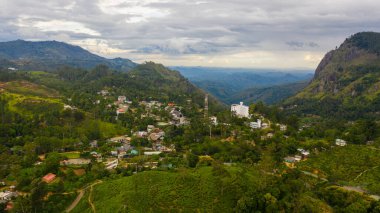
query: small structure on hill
[
  {"left": 335, "top": 139, "right": 347, "bottom": 146},
  {"left": 231, "top": 102, "right": 249, "bottom": 118},
  {"left": 42, "top": 173, "right": 56, "bottom": 183},
  {"left": 250, "top": 119, "right": 262, "bottom": 129}
]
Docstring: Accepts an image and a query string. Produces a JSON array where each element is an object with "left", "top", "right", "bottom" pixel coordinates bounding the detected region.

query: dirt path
[
  {"left": 65, "top": 190, "right": 85, "bottom": 212},
  {"left": 65, "top": 180, "right": 102, "bottom": 213},
  {"left": 88, "top": 180, "right": 103, "bottom": 213},
  {"left": 301, "top": 170, "right": 328, "bottom": 182},
  {"left": 354, "top": 166, "right": 379, "bottom": 181}
]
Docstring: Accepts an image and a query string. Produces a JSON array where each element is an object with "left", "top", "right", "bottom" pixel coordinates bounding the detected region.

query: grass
[
  {"left": 2, "top": 90, "right": 63, "bottom": 117},
  {"left": 72, "top": 166, "right": 270, "bottom": 213},
  {"left": 298, "top": 145, "right": 380, "bottom": 194},
  {"left": 59, "top": 152, "right": 81, "bottom": 159},
  {"left": 1, "top": 80, "right": 60, "bottom": 98}
]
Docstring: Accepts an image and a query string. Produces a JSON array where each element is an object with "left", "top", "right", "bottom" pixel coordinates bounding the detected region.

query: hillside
[
  {"left": 284, "top": 32, "right": 380, "bottom": 120},
  {"left": 0, "top": 62, "right": 223, "bottom": 112},
  {"left": 72, "top": 167, "right": 256, "bottom": 212},
  {"left": 228, "top": 80, "right": 309, "bottom": 105},
  {"left": 0, "top": 40, "right": 137, "bottom": 71}
]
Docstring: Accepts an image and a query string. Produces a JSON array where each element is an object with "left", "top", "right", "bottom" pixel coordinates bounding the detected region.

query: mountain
[
  {"left": 228, "top": 80, "right": 309, "bottom": 105},
  {"left": 0, "top": 40, "right": 137, "bottom": 71},
  {"left": 15, "top": 62, "right": 224, "bottom": 112},
  {"left": 284, "top": 32, "right": 380, "bottom": 120},
  {"left": 172, "top": 66, "right": 313, "bottom": 104}
]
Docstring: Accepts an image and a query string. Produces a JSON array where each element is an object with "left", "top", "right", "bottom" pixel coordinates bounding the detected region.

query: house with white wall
[{"left": 231, "top": 102, "right": 249, "bottom": 118}]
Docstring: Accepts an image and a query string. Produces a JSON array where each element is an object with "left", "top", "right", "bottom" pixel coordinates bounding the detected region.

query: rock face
[
  {"left": 314, "top": 50, "right": 335, "bottom": 79},
  {"left": 284, "top": 32, "right": 380, "bottom": 120}
]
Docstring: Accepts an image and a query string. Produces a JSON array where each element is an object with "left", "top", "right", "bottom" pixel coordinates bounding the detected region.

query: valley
[{"left": 0, "top": 32, "right": 380, "bottom": 212}]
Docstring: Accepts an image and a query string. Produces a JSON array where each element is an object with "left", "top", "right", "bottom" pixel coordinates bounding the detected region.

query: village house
[
  {"left": 147, "top": 125, "right": 155, "bottom": 133},
  {"left": 110, "top": 151, "right": 118, "bottom": 156},
  {"left": 90, "top": 140, "right": 98, "bottom": 148},
  {"left": 231, "top": 102, "right": 250, "bottom": 118},
  {"left": 144, "top": 151, "right": 162, "bottom": 156},
  {"left": 135, "top": 131, "right": 148, "bottom": 138},
  {"left": 116, "top": 108, "right": 126, "bottom": 116},
  {"left": 297, "top": 148, "right": 310, "bottom": 159},
  {"left": 98, "top": 90, "right": 109, "bottom": 96},
  {"left": 250, "top": 119, "right": 262, "bottom": 129},
  {"left": 294, "top": 155, "right": 302, "bottom": 162},
  {"left": 170, "top": 109, "right": 183, "bottom": 120},
  {"left": 284, "top": 156, "right": 296, "bottom": 168},
  {"left": 42, "top": 173, "right": 56, "bottom": 183},
  {"left": 0, "top": 191, "right": 17, "bottom": 201},
  {"left": 105, "top": 159, "right": 118, "bottom": 170},
  {"left": 108, "top": 135, "right": 130, "bottom": 143},
  {"left": 335, "top": 139, "right": 347, "bottom": 146},
  {"left": 210, "top": 116, "right": 218, "bottom": 125},
  {"left": 279, "top": 124, "right": 287, "bottom": 131},
  {"left": 118, "top": 96, "right": 127, "bottom": 103},
  {"left": 64, "top": 104, "right": 77, "bottom": 110},
  {"left": 261, "top": 122, "right": 269, "bottom": 129}
]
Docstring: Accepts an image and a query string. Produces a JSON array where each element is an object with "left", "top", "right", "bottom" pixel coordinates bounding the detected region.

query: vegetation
[{"left": 1, "top": 33, "right": 380, "bottom": 212}]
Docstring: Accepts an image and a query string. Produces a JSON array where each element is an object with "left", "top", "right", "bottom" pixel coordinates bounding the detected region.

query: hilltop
[
  {"left": 284, "top": 32, "right": 380, "bottom": 120},
  {"left": 0, "top": 40, "right": 136, "bottom": 71}
]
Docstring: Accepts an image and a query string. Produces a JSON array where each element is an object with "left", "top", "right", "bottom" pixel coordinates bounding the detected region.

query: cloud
[
  {"left": 286, "top": 41, "right": 320, "bottom": 49},
  {"left": 1, "top": 0, "right": 380, "bottom": 68}
]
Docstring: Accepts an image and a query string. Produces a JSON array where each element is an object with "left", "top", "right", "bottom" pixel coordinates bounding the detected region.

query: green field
[
  {"left": 59, "top": 152, "right": 81, "bottom": 159},
  {"left": 72, "top": 166, "right": 269, "bottom": 213},
  {"left": 298, "top": 145, "right": 380, "bottom": 194}
]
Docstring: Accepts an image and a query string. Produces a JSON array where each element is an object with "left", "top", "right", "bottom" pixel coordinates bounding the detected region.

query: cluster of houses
[
  {"left": 167, "top": 106, "right": 188, "bottom": 126},
  {"left": 284, "top": 148, "right": 311, "bottom": 167},
  {"left": 0, "top": 181, "right": 17, "bottom": 209},
  {"left": 106, "top": 125, "right": 174, "bottom": 161}
]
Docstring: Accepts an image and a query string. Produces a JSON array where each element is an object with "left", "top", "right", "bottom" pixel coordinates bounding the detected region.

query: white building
[
  {"left": 210, "top": 116, "right": 218, "bottom": 125},
  {"left": 250, "top": 119, "right": 262, "bottom": 129},
  {"left": 231, "top": 102, "right": 250, "bottom": 118},
  {"left": 279, "top": 124, "right": 287, "bottom": 131},
  {"left": 335, "top": 139, "right": 347, "bottom": 146},
  {"left": 118, "top": 96, "right": 127, "bottom": 103}
]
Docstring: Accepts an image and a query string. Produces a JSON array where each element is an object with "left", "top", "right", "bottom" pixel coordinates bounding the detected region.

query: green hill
[
  {"left": 0, "top": 40, "right": 137, "bottom": 71},
  {"left": 284, "top": 32, "right": 380, "bottom": 120}
]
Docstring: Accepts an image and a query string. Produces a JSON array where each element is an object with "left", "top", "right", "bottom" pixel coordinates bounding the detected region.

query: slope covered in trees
[
  {"left": 0, "top": 40, "right": 137, "bottom": 71},
  {"left": 284, "top": 32, "right": 380, "bottom": 120}
]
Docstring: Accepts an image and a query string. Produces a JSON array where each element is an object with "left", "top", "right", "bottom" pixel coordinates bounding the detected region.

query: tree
[{"left": 187, "top": 153, "right": 199, "bottom": 168}]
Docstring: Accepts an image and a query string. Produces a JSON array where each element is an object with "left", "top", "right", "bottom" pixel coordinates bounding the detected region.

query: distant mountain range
[
  {"left": 172, "top": 66, "right": 313, "bottom": 104},
  {"left": 0, "top": 39, "right": 313, "bottom": 106},
  {"left": 228, "top": 80, "right": 310, "bottom": 105},
  {"left": 0, "top": 40, "right": 137, "bottom": 71},
  {"left": 284, "top": 32, "right": 380, "bottom": 120}
]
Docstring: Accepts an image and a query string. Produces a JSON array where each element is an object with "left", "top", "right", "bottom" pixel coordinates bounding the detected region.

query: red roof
[
  {"left": 42, "top": 173, "right": 56, "bottom": 183},
  {"left": 117, "top": 108, "right": 125, "bottom": 113}
]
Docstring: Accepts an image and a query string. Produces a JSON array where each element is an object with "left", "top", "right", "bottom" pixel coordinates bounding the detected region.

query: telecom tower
[{"left": 204, "top": 94, "right": 209, "bottom": 118}]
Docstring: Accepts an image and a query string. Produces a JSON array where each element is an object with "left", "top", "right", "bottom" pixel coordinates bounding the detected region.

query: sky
[{"left": 1, "top": 0, "right": 380, "bottom": 69}]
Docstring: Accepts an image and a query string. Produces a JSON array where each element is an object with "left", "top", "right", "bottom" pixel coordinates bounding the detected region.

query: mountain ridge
[
  {"left": 284, "top": 32, "right": 380, "bottom": 120},
  {"left": 0, "top": 40, "right": 137, "bottom": 71}
]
